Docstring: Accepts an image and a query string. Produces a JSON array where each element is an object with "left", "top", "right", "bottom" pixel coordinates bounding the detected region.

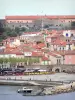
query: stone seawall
[
  {"left": 26, "top": 65, "right": 75, "bottom": 73},
  {"left": 24, "top": 64, "right": 75, "bottom": 73},
  {"left": 1, "top": 64, "right": 75, "bottom": 73}
]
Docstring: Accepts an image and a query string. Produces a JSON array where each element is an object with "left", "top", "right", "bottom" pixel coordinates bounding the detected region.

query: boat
[
  {"left": 23, "top": 87, "right": 45, "bottom": 96},
  {"left": 17, "top": 87, "right": 33, "bottom": 93}
]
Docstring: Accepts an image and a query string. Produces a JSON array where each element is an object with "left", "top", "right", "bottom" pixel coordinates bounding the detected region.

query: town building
[
  {"left": 0, "top": 15, "right": 75, "bottom": 67},
  {"left": 64, "top": 51, "right": 75, "bottom": 64},
  {"left": 5, "top": 15, "right": 75, "bottom": 30}
]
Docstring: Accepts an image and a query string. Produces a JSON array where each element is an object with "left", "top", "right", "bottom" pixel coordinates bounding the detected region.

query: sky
[{"left": 0, "top": 0, "right": 75, "bottom": 19}]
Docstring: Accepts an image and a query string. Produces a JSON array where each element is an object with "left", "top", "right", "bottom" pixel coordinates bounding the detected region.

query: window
[
  {"left": 57, "top": 59, "right": 58, "bottom": 64},
  {"left": 60, "top": 47, "right": 61, "bottom": 50},
  {"left": 66, "top": 33, "right": 68, "bottom": 37},
  {"left": 20, "top": 40, "right": 24, "bottom": 42},
  {"left": 59, "top": 59, "right": 61, "bottom": 64},
  {"left": 66, "top": 39, "right": 69, "bottom": 42},
  {"left": 57, "top": 59, "right": 61, "bottom": 64},
  {"left": 19, "top": 25, "right": 21, "bottom": 27},
  {"left": 17, "top": 21, "right": 19, "bottom": 23},
  {"left": 34, "top": 25, "right": 35, "bottom": 27},
  {"left": 69, "top": 44, "right": 71, "bottom": 50},
  {"left": 71, "top": 34, "right": 73, "bottom": 37}
]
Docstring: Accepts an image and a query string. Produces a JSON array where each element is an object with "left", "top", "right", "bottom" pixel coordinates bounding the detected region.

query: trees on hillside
[
  {"left": 0, "top": 27, "right": 28, "bottom": 42},
  {"left": 0, "top": 22, "right": 5, "bottom": 42},
  {"left": 0, "top": 24, "right": 41, "bottom": 42}
]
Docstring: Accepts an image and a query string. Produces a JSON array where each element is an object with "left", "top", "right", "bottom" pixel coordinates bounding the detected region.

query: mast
[
  {"left": 41, "top": 11, "right": 44, "bottom": 31},
  {"left": 41, "top": 16, "right": 44, "bottom": 31}
]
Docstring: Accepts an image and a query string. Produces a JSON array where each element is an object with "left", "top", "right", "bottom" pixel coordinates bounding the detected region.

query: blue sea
[{"left": 0, "top": 86, "right": 75, "bottom": 100}]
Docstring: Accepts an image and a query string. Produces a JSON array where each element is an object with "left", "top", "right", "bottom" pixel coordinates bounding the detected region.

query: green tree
[
  {"left": 0, "top": 58, "right": 4, "bottom": 64},
  {"left": 20, "top": 27, "right": 26, "bottom": 32},
  {"left": 15, "top": 27, "right": 20, "bottom": 33}
]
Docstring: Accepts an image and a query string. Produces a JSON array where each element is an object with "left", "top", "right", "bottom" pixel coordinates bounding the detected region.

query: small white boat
[
  {"left": 23, "top": 88, "right": 45, "bottom": 96},
  {"left": 17, "top": 87, "right": 33, "bottom": 93}
]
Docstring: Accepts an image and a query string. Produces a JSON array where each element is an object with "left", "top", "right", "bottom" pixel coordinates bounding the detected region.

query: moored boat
[
  {"left": 23, "top": 89, "right": 45, "bottom": 96},
  {"left": 17, "top": 87, "right": 33, "bottom": 93}
]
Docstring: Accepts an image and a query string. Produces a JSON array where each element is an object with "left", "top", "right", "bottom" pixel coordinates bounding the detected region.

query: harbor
[
  {"left": 0, "top": 85, "right": 75, "bottom": 100},
  {"left": 0, "top": 73, "right": 75, "bottom": 96},
  {"left": 0, "top": 80, "right": 75, "bottom": 96}
]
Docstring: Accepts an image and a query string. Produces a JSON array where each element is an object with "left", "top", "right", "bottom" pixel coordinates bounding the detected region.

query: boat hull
[{"left": 23, "top": 90, "right": 45, "bottom": 96}]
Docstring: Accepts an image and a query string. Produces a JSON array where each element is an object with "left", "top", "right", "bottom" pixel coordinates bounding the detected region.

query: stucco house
[{"left": 64, "top": 50, "right": 75, "bottom": 64}]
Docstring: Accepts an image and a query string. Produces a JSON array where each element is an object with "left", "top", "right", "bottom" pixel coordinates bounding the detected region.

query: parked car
[{"left": 2, "top": 71, "right": 14, "bottom": 75}]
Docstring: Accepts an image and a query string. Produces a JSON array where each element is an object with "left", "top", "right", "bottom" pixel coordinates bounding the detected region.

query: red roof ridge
[
  {"left": 48, "top": 51, "right": 62, "bottom": 57},
  {"left": 5, "top": 15, "right": 75, "bottom": 20},
  {"left": 42, "top": 56, "right": 49, "bottom": 61}
]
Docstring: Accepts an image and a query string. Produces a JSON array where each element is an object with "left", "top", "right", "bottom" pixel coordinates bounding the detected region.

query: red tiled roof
[
  {"left": 48, "top": 52, "right": 58, "bottom": 57},
  {"left": 65, "top": 50, "right": 75, "bottom": 55},
  {"left": 5, "top": 15, "right": 75, "bottom": 20},
  {"left": 54, "top": 50, "right": 75, "bottom": 55},
  {"left": 51, "top": 39, "right": 66, "bottom": 46},
  {"left": 33, "top": 43, "right": 46, "bottom": 49},
  {"left": 32, "top": 51, "right": 43, "bottom": 57},
  {"left": 42, "top": 56, "right": 49, "bottom": 61}
]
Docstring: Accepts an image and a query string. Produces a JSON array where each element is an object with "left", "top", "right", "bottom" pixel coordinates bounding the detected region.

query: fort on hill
[{"left": 0, "top": 15, "right": 75, "bottom": 31}]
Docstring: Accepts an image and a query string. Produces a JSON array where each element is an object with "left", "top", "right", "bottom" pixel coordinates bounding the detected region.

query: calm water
[{"left": 0, "top": 86, "right": 75, "bottom": 100}]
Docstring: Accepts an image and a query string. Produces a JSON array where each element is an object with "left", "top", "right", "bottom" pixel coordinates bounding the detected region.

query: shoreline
[
  {"left": 0, "top": 79, "right": 75, "bottom": 96},
  {"left": 42, "top": 82, "right": 75, "bottom": 95},
  {"left": 0, "top": 73, "right": 75, "bottom": 96}
]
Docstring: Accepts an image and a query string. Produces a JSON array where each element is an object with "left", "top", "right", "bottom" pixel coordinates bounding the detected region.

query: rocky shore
[{"left": 42, "top": 82, "right": 75, "bottom": 95}]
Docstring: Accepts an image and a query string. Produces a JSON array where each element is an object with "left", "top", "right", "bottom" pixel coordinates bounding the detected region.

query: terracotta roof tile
[
  {"left": 42, "top": 56, "right": 49, "bottom": 61},
  {"left": 53, "top": 50, "right": 75, "bottom": 55},
  {"left": 65, "top": 50, "right": 75, "bottom": 55},
  {"left": 32, "top": 43, "right": 46, "bottom": 49},
  {"left": 5, "top": 15, "right": 75, "bottom": 20},
  {"left": 32, "top": 51, "right": 43, "bottom": 57},
  {"left": 51, "top": 39, "right": 66, "bottom": 46},
  {"left": 48, "top": 52, "right": 58, "bottom": 57}
]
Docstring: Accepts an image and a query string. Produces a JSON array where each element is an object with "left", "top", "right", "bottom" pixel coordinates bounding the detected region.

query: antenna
[{"left": 41, "top": 11, "right": 44, "bottom": 31}]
